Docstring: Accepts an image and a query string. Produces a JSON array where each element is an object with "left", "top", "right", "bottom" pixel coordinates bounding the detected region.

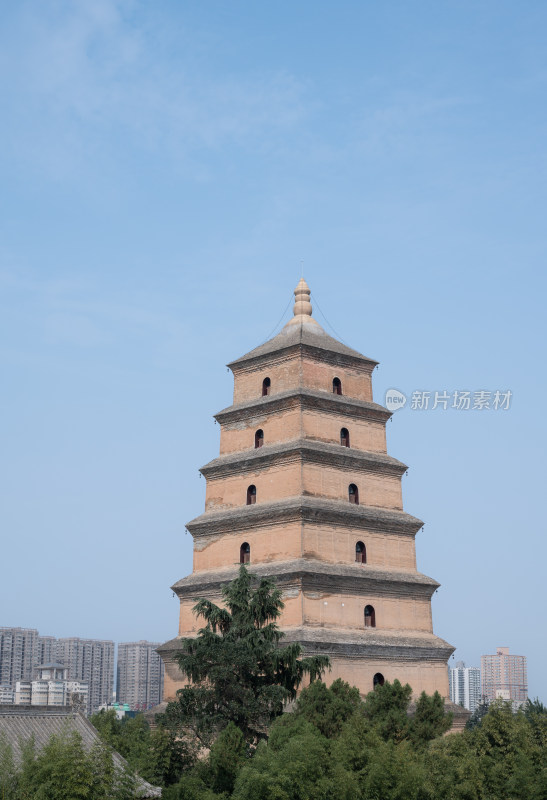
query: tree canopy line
[{"left": 0, "top": 567, "right": 545, "bottom": 799}]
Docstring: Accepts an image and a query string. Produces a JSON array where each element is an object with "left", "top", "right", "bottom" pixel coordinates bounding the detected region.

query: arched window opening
[
  {"left": 240, "top": 542, "right": 250, "bottom": 564},
  {"left": 348, "top": 484, "right": 359, "bottom": 505},
  {"left": 332, "top": 377, "right": 342, "bottom": 395},
  {"left": 262, "top": 377, "right": 271, "bottom": 397},
  {"left": 355, "top": 541, "right": 366, "bottom": 564},
  {"left": 364, "top": 605, "right": 376, "bottom": 628},
  {"left": 246, "top": 485, "right": 257, "bottom": 505},
  {"left": 340, "top": 427, "right": 350, "bottom": 447},
  {"left": 373, "top": 672, "right": 385, "bottom": 688},
  {"left": 255, "top": 429, "right": 264, "bottom": 449}
]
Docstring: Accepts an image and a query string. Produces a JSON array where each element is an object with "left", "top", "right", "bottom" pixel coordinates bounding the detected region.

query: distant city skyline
[{"left": 0, "top": 627, "right": 163, "bottom": 714}]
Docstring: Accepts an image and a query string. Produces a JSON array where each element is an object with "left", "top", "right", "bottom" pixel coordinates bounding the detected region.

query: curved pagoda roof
[{"left": 228, "top": 278, "right": 378, "bottom": 369}]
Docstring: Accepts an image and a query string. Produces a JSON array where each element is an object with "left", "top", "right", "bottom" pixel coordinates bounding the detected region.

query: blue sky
[{"left": 1, "top": 1, "right": 545, "bottom": 700}]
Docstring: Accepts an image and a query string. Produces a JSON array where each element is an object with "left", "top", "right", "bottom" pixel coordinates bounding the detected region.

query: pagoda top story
[{"left": 228, "top": 278, "right": 378, "bottom": 371}]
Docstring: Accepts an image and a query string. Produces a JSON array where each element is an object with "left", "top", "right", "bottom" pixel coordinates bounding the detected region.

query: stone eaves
[
  {"left": 282, "top": 626, "right": 455, "bottom": 662},
  {"left": 215, "top": 388, "right": 391, "bottom": 425},
  {"left": 171, "top": 558, "right": 439, "bottom": 599},
  {"left": 158, "top": 627, "right": 453, "bottom": 663},
  {"left": 186, "top": 496, "right": 423, "bottom": 538},
  {"left": 200, "top": 439, "right": 407, "bottom": 480}
]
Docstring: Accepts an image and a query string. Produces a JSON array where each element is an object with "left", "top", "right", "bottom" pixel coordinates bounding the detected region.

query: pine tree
[{"left": 165, "top": 565, "right": 330, "bottom": 745}]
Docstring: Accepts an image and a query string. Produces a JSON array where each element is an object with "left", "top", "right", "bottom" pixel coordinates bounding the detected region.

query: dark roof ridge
[{"left": 227, "top": 318, "right": 378, "bottom": 370}]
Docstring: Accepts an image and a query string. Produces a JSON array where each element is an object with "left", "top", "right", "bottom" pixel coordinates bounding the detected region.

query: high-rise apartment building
[
  {"left": 0, "top": 628, "right": 39, "bottom": 687},
  {"left": 55, "top": 638, "right": 114, "bottom": 714},
  {"left": 481, "top": 646, "right": 527, "bottom": 707},
  {"left": 448, "top": 660, "right": 481, "bottom": 713},
  {"left": 35, "top": 636, "right": 57, "bottom": 668},
  {"left": 117, "top": 641, "right": 164, "bottom": 710}
]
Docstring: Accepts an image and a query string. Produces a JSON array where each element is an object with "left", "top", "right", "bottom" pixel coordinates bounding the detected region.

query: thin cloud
[{"left": 0, "top": 1, "right": 311, "bottom": 178}]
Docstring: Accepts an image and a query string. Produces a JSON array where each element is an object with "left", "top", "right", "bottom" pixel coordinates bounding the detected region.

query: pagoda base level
[{"left": 159, "top": 630, "right": 452, "bottom": 702}]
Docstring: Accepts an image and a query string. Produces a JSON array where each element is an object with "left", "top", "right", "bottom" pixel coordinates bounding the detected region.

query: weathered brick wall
[
  {"left": 193, "top": 522, "right": 303, "bottom": 571},
  {"left": 302, "top": 411, "right": 386, "bottom": 452},
  {"left": 220, "top": 407, "right": 302, "bottom": 454},
  {"left": 301, "top": 592, "right": 433, "bottom": 632},
  {"left": 301, "top": 525, "right": 416, "bottom": 570},
  {"left": 302, "top": 464, "right": 402, "bottom": 508},
  {"left": 300, "top": 359, "right": 373, "bottom": 402},
  {"left": 219, "top": 408, "right": 387, "bottom": 455},
  {"left": 204, "top": 464, "right": 402, "bottom": 510},
  {"left": 193, "top": 525, "right": 416, "bottom": 573}
]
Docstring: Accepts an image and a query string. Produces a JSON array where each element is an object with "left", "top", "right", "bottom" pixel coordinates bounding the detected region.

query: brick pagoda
[{"left": 159, "top": 279, "right": 454, "bottom": 701}]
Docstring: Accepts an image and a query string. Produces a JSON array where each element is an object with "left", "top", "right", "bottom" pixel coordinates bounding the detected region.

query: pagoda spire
[{"left": 288, "top": 277, "right": 319, "bottom": 327}]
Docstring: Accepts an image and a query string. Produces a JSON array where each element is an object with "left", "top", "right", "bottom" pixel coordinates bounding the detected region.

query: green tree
[
  {"left": 362, "top": 679, "right": 413, "bottom": 743},
  {"left": 89, "top": 739, "right": 115, "bottom": 799},
  {"left": 465, "top": 697, "right": 489, "bottom": 730},
  {"left": 410, "top": 690, "right": 453, "bottom": 746},
  {"left": 208, "top": 722, "right": 246, "bottom": 794},
  {"left": 21, "top": 728, "right": 93, "bottom": 800},
  {"left": 0, "top": 734, "right": 18, "bottom": 800},
  {"left": 292, "top": 678, "right": 363, "bottom": 738},
  {"left": 424, "top": 730, "right": 484, "bottom": 800},
  {"left": 89, "top": 709, "right": 125, "bottom": 753},
  {"left": 232, "top": 725, "right": 358, "bottom": 800},
  {"left": 165, "top": 565, "right": 330, "bottom": 745},
  {"left": 424, "top": 700, "right": 547, "bottom": 800},
  {"left": 90, "top": 708, "right": 190, "bottom": 786},
  {"left": 473, "top": 701, "right": 544, "bottom": 800},
  {"left": 523, "top": 697, "right": 547, "bottom": 717}
]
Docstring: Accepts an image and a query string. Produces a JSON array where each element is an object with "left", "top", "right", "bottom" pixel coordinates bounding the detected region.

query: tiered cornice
[
  {"left": 200, "top": 440, "right": 407, "bottom": 480},
  {"left": 172, "top": 559, "right": 438, "bottom": 599},
  {"left": 186, "top": 496, "right": 423, "bottom": 538},
  {"left": 215, "top": 388, "right": 391, "bottom": 425}
]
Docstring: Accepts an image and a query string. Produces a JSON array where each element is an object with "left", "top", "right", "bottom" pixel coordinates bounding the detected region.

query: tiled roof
[
  {"left": 0, "top": 706, "right": 161, "bottom": 797},
  {"left": 227, "top": 317, "right": 378, "bottom": 368}
]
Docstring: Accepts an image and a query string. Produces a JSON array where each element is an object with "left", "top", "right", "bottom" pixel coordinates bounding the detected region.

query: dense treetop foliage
[
  {"left": 89, "top": 708, "right": 190, "bottom": 787},
  {"left": 163, "top": 684, "right": 547, "bottom": 800},
  {"left": 1, "top": 567, "right": 544, "bottom": 798},
  {"left": 2, "top": 686, "right": 545, "bottom": 799}
]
